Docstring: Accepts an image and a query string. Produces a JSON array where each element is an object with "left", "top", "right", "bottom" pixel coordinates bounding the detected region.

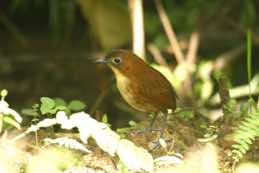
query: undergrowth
[
  {"left": 231, "top": 100, "right": 259, "bottom": 163},
  {"left": 230, "top": 29, "right": 259, "bottom": 165}
]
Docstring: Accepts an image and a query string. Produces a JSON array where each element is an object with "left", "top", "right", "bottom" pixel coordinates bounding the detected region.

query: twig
[
  {"left": 89, "top": 85, "right": 112, "bottom": 116},
  {"left": 218, "top": 76, "right": 231, "bottom": 106},
  {"left": 128, "top": 0, "right": 145, "bottom": 59},
  {"left": 148, "top": 44, "right": 170, "bottom": 68},
  {"left": 179, "top": 32, "right": 200, "bottom": 97},
  {"left": 35, "top": 131, "right": 38, "bottom": 147},
  {"left": 186, "top": 32, "right": 199, "bottom": 65},
  {"left": 210, "top": 74, "right": 259, "bottom": 105},
  {"left": 154, "top": 0, "right": 184, "bottom": 63}
]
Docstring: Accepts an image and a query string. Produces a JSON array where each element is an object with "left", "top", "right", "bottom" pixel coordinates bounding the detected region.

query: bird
[{"left": 96, "top": 49, "right": 177, "bottom": 139}]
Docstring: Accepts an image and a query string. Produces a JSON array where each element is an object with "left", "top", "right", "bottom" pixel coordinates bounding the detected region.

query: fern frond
[{"left": 231, "top": 111, "right": 259, "bottom": 162}]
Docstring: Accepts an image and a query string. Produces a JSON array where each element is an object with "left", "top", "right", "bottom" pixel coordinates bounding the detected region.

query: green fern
[
  {"left": 231, "top": 109, "right": 259, "bottom": 162},
  {"left": 231, "top": 28, "right": 257, "bottom": 163}
]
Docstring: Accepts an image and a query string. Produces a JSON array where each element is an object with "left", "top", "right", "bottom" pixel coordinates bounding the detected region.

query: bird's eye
[{"left": 112, "top": 57, "right": 122, "bottom": 64}]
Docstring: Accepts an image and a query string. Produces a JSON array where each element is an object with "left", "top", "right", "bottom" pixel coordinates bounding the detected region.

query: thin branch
[
  {"left": 148, "top": 44, "right": 170, "bottom": 68},
  {"left": 154, "top": 0, "right": 184, "bottom": 63},
  {"left": 210, "top": 74, "right": 259, "bottom": 105},
  {"left": 89, "top": 86, "right": 111, "bottom": 116},
  {"left": 218, "top": 76, "right": 231, "bottom": 106},
  {"left": 128, "top": 0, "right": 145, "bottom": 59},
  {"left": 186, "top": 32, "right": 200, "bottom": 65},
  {"left": 89, "top": 77, "right": 114, "bottom": 116}
]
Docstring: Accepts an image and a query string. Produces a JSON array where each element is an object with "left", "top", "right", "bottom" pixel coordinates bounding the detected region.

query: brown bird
[{"left": 96, "top": 50, "right": 177, "bottom": 138}]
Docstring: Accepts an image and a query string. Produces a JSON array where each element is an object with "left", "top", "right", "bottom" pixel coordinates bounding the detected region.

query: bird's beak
[{"left": 95, "top": 58, "right": 107, "bottom": 64}]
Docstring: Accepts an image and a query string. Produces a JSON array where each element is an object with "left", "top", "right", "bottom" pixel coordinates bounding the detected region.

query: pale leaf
[
  {"left": 92, "top": 123, "right": 120, "bottom": 156},
  {"left": 44, "top": 137, "right": 91, "bottom": 153},
  {"left": 117, "top": 139, "right": 153, "bottom": 172}
]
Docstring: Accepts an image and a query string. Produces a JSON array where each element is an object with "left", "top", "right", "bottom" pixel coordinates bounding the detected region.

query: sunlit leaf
[
  {"left": 40, "top": 97, "right": 56, "bottom": 115},
  {"left": 21, "top": 108, "right": 39, "bottom": 117},
  {"left": 102, "top": 114, "right": 108, "bottom": 123},
  {"left": 129, "top": 120, "right": 137, "bottom": 127},
  {"left": 54, "top": 98, "right": 67, "bottom": 106},
  {"left": 68, "top": 100, "right": 86, "bottom": 111},
  {"left": 3, "top": 116, "right": 21, "bottom": 129}
]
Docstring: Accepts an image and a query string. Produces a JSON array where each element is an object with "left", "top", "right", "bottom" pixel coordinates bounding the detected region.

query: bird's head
[{"left": 96, "top": 50, "right": 146, "bottom": 75}]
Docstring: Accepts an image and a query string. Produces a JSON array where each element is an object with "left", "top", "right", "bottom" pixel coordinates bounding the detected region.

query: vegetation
[{"left": 0, "top": 0, "right": 258, "bottom": 172}]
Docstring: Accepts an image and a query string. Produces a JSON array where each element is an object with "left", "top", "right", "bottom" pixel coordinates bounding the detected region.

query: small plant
[
  {"left": 101, "top": 113, "right": 112, "bottom": 128},
  {"left": 0, "top": 89, "right": 22, "bottom": 132},
  {"left": 230, "top": 30, "right": 258, "bottom": 164},
  {"left": 231, "top": 99, "right": 259, "bottom": 163},
  {"left": 22, "top": 97, "right": 87, "bottom": 120},
  {"left": 116, "top": 120, "right": 137, "bottom": 137}
]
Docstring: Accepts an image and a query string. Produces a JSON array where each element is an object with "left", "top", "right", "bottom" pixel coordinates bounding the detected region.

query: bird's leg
[
  {"left": 137, "top": 113, "right": 159, "bottom": 134},
  {"left": 150, "top": 112, "right": 170, "bottom": 150},
  {"left": 145, "top": 112, "right": 164, "bottom": 132},
  {"left": 149, "top": 112, "right": 159, "bottom": 131},
  {"left": 160, "top": 112, "right": 168, "bottom": 138}
]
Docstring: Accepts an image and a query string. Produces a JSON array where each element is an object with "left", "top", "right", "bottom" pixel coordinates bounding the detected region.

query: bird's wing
[{"left": 133, "top": 70, "right": 176, "bottom": 109}]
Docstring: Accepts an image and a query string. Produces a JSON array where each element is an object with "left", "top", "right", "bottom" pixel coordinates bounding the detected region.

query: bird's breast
[{"left": 111, "top": 67, "right": 156, "bottom": 112}]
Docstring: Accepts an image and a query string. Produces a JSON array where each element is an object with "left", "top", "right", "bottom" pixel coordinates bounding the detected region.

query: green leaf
[
  {"left": 40, "top": 97, "right": 56, "bottom": 108},
  {"left": 40, "top": 97, "right": 56, "bottom": 115},
  {"left": 116, "top": 127, "right": 131, "bottom": 134},
  {"left": 48, "top": 105, "right": 68, "bottom": 115},
  {"left": 55, "top": 105, "right": 68, "bottom": 111},
  {"left": 129, "top": 120, "right": 137, "bottom": 127},
  {"left": 32, "top": 103, "right": 39, "bottom": 109},
  {"left": 54, "top": 98, "right": 67, "bottom": 106},
  {"left": 102, "top": 114, "right": 108, "bottom": 123},
  {"left": 63, "top": 108, "right": 71, "bottom": 115},
  {"left": 177, "top": 110, "right": 194, "bottom": 120},
  {"left": 117, "top": 159, "right": 129, "bottom": 173},
  {"left": 68, "top": 100, "right": 86, "bottom": 111},
  {"left": 3, "top": 116, "right": 21, "bottom": 129},
  {"left": 21, "top": 108, "right": 39, "bottom": 117}
]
